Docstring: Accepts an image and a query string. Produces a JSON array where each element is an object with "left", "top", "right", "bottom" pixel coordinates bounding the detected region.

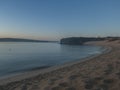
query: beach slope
[{"left": 0, "top": 40, "right": 120, "bottom": 90}]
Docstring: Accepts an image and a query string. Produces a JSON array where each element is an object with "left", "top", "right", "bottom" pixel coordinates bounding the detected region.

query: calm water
[{"left": 0, "top": 42, "right": 104, "bottom": 77}]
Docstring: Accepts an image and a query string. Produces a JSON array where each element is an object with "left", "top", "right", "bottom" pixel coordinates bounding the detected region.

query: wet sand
[{"left": 0, "top": 40, "right": 120, "bottom": 90}]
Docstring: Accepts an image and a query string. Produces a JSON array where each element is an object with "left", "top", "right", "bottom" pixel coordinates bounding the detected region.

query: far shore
[{"left": 0, "top": 40, "right": 120, "bottom": 90}]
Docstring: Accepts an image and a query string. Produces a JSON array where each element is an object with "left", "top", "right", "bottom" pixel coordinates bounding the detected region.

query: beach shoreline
[
  {"left": 0, "top": 42, "right": 110, "bottom": 84},
  {"left": 0, "top": 40, "right": 120, "bottom": 90}
]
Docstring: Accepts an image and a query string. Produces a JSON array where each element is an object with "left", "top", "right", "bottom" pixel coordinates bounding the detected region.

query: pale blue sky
[{"left": 0, "top": 0, "right": 120, "bottom": 40}]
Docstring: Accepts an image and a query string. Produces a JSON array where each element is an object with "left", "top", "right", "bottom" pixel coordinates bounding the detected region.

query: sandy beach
[{"left": 0, "top": 40, "right": 120, "bottom": 90}]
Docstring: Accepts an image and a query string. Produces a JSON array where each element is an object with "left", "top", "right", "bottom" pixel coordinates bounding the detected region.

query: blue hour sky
[{"left": 0, "top": 0, "right": 120, "bottom": 40}]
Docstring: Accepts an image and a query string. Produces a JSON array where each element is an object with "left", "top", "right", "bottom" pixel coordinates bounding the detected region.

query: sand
[{"left": 0, "top": 40, "right": 120, "bottom": 90}]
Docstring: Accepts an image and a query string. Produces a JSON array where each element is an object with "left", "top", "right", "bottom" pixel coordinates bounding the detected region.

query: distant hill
[
  {"left": 0, "top": 38, "right": 54, "bottom": 42},
  {"left": 60, "top": 37, "right": 120, "bottom": 45},
  {"left": 60, "top": 37, "right": 105, "bottom": 45},
  {"left": 105, "top": 37, "right": 120, "bottom": 42}
]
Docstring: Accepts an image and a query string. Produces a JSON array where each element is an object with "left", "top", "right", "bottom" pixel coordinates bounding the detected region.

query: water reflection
[{"left": 0, "top": 42, "right": 103, "bottom": 77}]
